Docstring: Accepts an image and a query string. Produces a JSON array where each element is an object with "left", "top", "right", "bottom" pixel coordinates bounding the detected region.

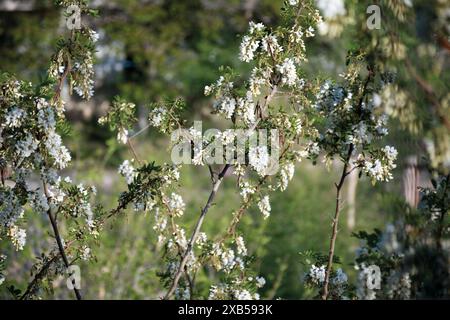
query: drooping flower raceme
[{"left": 0, "top": 3, "right": 100, "bottom": 297}]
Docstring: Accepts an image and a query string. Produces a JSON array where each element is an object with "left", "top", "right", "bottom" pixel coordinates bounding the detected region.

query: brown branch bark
[
  {"left": 43, "top": 182, "right": 82, "bottom": 300},
  {"left": 322, "top": 69, "right": 372, "bottom": 299},
  {"left": 163, "top": 164, "right": 231, "bottom": 299}
]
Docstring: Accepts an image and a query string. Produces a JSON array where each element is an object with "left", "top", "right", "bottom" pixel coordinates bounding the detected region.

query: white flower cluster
[
  {"left": 0, "top": 84, "right": 79, "bottom": 251},
  {"left": 8, "top": 225, "right": 27, "bottom": 251},
  {"left": 348, "top": 121, "right": 372, "bottom": 145},
  {"left": 255, "top": 276, "right": 266, "bottom": 288},
  {"left": 5, "top": 97, "right": 72, "bottom": 170},
  {"left": 117, "top": 128, "right": 128, "bottom": 144},
  {"left": 305, "top": 141, "right": 320, "bottom": 158},
  {"left": 1, "top": 190, "right": 26, "bottom": 251},
  {"left": 221, "top": 248, "right": 237, "bottom": 272},
  {"left": 279, "top": 162, "right": 295, "bottom": 191},
  {"left": 289, "top": 26, "right": 305, "bottom": 47},
  {"left": 239, "top": 18, "right": 313, "bottom": 78},
  {"left": 45, "top": 130, "right": 72, "bottom": 169},
  {"left": 248, "top": 145, "right": 269, "bottom": 176},
  {"left": 28, "top": 189, "right": 50, "bottom": 214},
  {"left": 235, "top": 236, "right": 247, "bottom": 256},
  {"left": 276, "top": 58, "right": 298, "bottom": 86},
  {"left": 5, "top": 107, "right": 26, "bottom": 128},
  {"left": 208, "top": 282, "right": 261, "bottom": 300},
  {"left": 249, "top": 21, "right": 265, "bottom": 34},
  {"left": 313, "top": 80, "right": 346, "bottom": 111},
  {"left": 89, "top": 29, "right": 99, "bottom": 43},
  {"left": 248, "top": 67, "right": 270, "bottom": 96},
  {"left": 333, "top": 268, "right": 348, "bottom": 284},
  {"left": 313, "top": 77, "right": 397, "bottom": 184},
  {"left": 72, "top": 183, "right": 97, "bottom": 232},
  {"left": 234, "top": 289, "right": 254, "bottom": 300},
  {"left": 361, "top": 146, "right": 398, "bottom": 182},
  {"left": 261, "top": 35, "right": 283, "bottom": 55},
  {"left": 162, "top": 165, "right": 181, "bottom": 185},
  {"left": 236, "top": 92, "right": 257, "bottom": 124},
  {"left": 149, "top": 106, "right": 167, "bottom": 128},
  {"left": 208, "top": 284, "right": 228, "bottom": 299},
  {"left": 239, "top": 36, "right": 260, "bottom": 63},
  {"left": 15, "top": 134, "right": 39, "bottom": 160},
  {"left": 168, "top": 192, "right": 185, "bottom": 217},
  {"left": 210, "top": 243, "right": 244, "bottom": 273},
  {"left": 80, "top": 246, "right": 92, "bottom": 261},
  {"left": 73, "top": 52, "right": 95, "bottom": 100},
  {"left": 196, "top": 232, "right": 208, "bottom": 248},
  {"left": 216, "top": 96, "right": 236, "bottom": 119},
  {"left": 239, "top": 181, "right": 256, "bottom": 201},
  {"left": 118, "top": 160, "right": 136, "bottom": 184},
  {"left": 0, "top": 190, "right": 25, "bottom": 227},
  {"left": 153, "top": 207, "right": 167, "bottom": 232},
  {"left": 37, "top": 100, "right": 56, "bottom": 131},
  {"left": 305, "top": 26, "right": 315, "bottom": 38},
  {"left": 206, "top": 77, "right": 241, "bottom": 120},
  {"left": 238, "top": 22, "right": 266, "bottom": 63},
  {"left": 0, "top": 5, "right": 102, "bottom": 264},
  {"left": 173, "top": 225, "right": 188, "bottom": 249}
]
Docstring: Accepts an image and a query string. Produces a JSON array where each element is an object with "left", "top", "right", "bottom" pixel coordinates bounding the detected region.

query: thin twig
[
  {"left": 163, "top": 164, "right": 231, "bottom": 299},
  {"left": 321, "top": 144, "right": 353, "bottom": 300},
  {"left": 52, "top": 58, "right": 71, "bottom": 104},
  {"left": 322, "top": 70, "right": 372, "bottom": 300},
  {"left": 129, "top": 123, "right": 152, "bottom": 139},
  {"left": 43, "top": 182, "right": 82, "bottom": 300},
  {"left": 20, "top": 254, "right": 59, "bottom": 300},
  {"left": 208, "top": 165, "right": 216, "bottom": 184},
  {"left": 127, "top": 139, "right": 142, "bottom": 165}
]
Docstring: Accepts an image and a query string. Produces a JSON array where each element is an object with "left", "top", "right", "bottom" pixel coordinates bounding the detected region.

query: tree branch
[
  {"left": 322, "top": 69, "right": 372, "bottom": 299},
  {"left": 321, "top": 144, "right": 353, "bottom": 300},
  {"left": 43, "top": 181, "right": 82, "bottom": 300}
]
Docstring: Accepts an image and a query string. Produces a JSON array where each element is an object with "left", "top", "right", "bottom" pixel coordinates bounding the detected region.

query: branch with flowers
[
  {"left": 98, "top": 1, "right": 398, "bottom": 300},
  {"left": 1, "top": 0, "right": 104, "bottom": 299},
  {"left": 0, "top": 0, "right": 404, "bottom": 300}
]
